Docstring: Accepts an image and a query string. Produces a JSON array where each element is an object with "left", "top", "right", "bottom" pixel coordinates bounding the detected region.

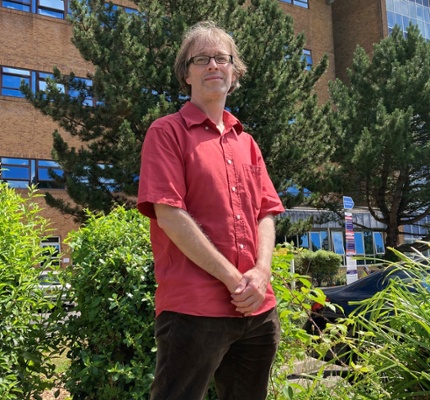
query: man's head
[{"left": 175, "top": 21, "right": 247, "bottom": 96}]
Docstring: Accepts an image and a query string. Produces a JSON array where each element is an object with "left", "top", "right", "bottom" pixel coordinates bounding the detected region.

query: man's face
[{"left": 185, "top": 40, "right": 237, "bottom": 102}]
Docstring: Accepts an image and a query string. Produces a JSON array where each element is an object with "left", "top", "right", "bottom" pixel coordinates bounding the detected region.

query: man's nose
[{"left": 207, "top": 58, "right": 219, "bottom": 68}]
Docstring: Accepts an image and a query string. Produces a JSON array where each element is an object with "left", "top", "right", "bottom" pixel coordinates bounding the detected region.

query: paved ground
[{"left": 287, "top": 356, "right": 346, "bottom": 387}]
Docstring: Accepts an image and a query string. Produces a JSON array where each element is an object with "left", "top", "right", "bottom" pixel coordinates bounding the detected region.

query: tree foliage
[
  {"left": 22, "top": 0, "right": 332, "bottom": 222},
  {"left": 326, "top": 24, "right": 430, "bottom": 251}
]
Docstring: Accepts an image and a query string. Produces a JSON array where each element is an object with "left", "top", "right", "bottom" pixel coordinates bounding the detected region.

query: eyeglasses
[{"left": 187, "top": 54, "right": 233, "bottom": 66}]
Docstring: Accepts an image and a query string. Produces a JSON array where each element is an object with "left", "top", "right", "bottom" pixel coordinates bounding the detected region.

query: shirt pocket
[{"left": 243, "top": 164, "right": 262, "bottom": 211}]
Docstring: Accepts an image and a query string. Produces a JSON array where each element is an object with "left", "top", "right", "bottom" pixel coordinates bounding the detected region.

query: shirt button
[
  {"left": 227, "top": 159, "right": 232, "bottom": 164},
  {"left": 239, "top": 244, "right": 245, "bottom": 249},
  {"left": 205, "top": 126, "right": 209, "bottom": 130},
  {"left": 236, "top": 215, "right": 241, "bottom": 220},
  {"left": 231, "top": 187, "right": 236, "bottom": 192}
]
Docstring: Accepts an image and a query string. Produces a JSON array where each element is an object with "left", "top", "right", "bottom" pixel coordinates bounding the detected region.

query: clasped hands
[{"left": 230, "top": 268, "right": 270, "bottom": 316}]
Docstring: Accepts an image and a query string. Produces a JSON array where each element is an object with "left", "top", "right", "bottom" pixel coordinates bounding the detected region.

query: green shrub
[
  {"left": 295, "top": 249, "right": 342, "bottom": 287},
  {"left": 0, "top": 183, "right": 59, "bottom": 399},
  {"left": 59, "top": 207, "right": 156, "bottom": 399},
  {"left": 269, "top": 245, "right": 352, "bottom": 399}
]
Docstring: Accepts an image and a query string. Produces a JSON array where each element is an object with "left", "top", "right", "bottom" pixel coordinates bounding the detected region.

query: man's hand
[{"left": 230, "top": 268, "right": 270, "bottom": 316}]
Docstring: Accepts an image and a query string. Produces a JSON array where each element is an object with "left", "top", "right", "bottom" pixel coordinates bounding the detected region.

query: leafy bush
[
  {"left": 0, "top": 183, "right": 59, "bottom": 399},
  {"left": 294, "top": 249, "right": 342, "bottom": 287},
  {"left": 58, "top": 207, "right": 156, "bottom": 399},
  {"left": 269, "top": 244, "right": 352, "bottom": 399}
]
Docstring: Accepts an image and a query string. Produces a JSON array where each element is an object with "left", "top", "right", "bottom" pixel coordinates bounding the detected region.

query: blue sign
[{"left": 343, "top": 196, "right": 354, "bottom": 210}]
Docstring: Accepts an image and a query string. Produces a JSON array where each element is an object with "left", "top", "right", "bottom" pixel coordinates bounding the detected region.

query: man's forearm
[
  {"left": 154, "top": 203, "right": 242, "bottom": 293},
  {"left": 254, "top": 214, "right": 276, "bottom": 280}
]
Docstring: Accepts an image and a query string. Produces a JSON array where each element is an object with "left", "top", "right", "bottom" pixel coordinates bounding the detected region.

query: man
[{"left": 138, "top": 21, "right": 285, "bottom": 400}]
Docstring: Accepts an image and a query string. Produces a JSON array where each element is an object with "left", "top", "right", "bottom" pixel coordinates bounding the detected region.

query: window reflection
[
  {"left": 373, "top": 232, "right": 385, "bottom": 254},
  {"left": 332, "top": 232, "right": 345, "bottom": 254},
  {"left": 1, "top": 67, "right": 30, "bottom": 97},
  {"left": 0, "top": 0, "right": 137, "bottom": 20},
  {"left": 280, "top": 0, "right": 309, "bottom": 8},
  {"left": 387, "top": 0, "right": 430, "bottom": 40},
  {"left": 1, "top": 157, "right": 64, "bottom": 189}
]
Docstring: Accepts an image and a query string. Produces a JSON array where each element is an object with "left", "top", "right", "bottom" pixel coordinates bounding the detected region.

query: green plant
[
  {"left": 58, "top": 207, "right": 156, "bottom": 399},
  {"left": 295, "top": 249, "right": 342, "bottom": 287},
  {"left": 345, "top": 250, "right": 430, "bottom": 398},
  {"left": 0, "top": 183, "right": 59, "bottom": 399},
  {"left": 269, "top": 244, "right": 354, "bottom": 399}
]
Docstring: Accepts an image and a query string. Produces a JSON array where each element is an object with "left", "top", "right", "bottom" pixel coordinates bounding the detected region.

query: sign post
[{"left": 343, "top": 196, "right": 358, "bottom": 284}]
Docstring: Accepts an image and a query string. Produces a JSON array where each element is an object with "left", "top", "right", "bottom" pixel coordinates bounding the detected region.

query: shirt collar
[{"left": 179, "top": 101, "right": 243, "bottom": 135}]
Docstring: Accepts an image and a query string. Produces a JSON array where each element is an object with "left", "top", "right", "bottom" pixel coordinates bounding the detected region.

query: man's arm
[
  {"left": 154, "top": 203, "right": 243, "bottom": 293},
  {"left": 231, "top": 214, "right": 276, "bottom": 316}
]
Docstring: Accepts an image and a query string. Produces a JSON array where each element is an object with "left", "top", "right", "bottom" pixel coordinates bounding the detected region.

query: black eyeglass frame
[{"left": 186, "top": 54, "right": 233, "bottom": 66}]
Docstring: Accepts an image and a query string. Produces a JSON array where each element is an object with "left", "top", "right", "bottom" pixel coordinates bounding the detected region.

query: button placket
[{"left": 221, "top": 133, "right": 246, "bottom": 255}]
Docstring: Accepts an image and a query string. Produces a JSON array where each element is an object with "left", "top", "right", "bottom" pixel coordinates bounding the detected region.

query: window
[
  {"left": 403, "top": 215, "right": 430, "bottom": 242},
  {"left": 2, "top": 0, "right": 30, "bottom": 12},
  {"left": 124, "top": 6, "right": 138, "bottom": 14},
  {"left": 37, "top": 0, "right": 65, "bottom": 18},
  {"left": 310, "top": 231, "right": 329, "bottom": 251},
  {"left": 332, "top": 232, "right": 345, "bottom": 255},
  {"left": 0, "top": 157, "right": 32, "bottom": 187},
  {"left": 1, "top": 0, "right": 136, "bottom": 20},
  {"left": 69, "top": 77, "right": 93, "bottom": 106},
  {"left": 0, "top": 157, "right": 64, "bottom": 188},
  {"left": 363, "top": 231, "right": 374, "bottom": 255},
  {"left": 280, "top": 0, "right": 308, "bottom": 8},
  {"left": 354, "top": 232, "right": 365, "bottom": 255},
  {"left": 36, "top": 160, "right": 64, "bottom": 188},
  {"left": 37, "top": 72, "right": 65, "bottom": 94},
  {"left": 386, "top": 0, "right": 430, "bottom": 40},
  {"left": 302, "top": 49, "right": 313, "bottom": 70},
  {"left": 41, "top": 236, "right": 61, "bottom": 267},
  {"left": 373, "top": 232, "right": 385, "bottom": 254},
  {"left": 1, "top": 67, "right": 30, "bottom": 97},
  {"left": 298, "top": 233, "right": 309, "bottom": 248},
  {"left": 1, "top": 66, "right": 93, "bottom": 105}
]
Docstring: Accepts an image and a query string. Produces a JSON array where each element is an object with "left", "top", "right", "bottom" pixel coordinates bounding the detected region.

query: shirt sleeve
[
  {"left": 137, "top": 122, "right": 187, "bottom": 219},
  {"left": 254, "top": 141, "right": 285, "bottom": 219}
]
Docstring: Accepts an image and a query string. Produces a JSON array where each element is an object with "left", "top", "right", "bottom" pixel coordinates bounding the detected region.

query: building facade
[{"left": 1, "top": 0, "right": 429, "bottom": 265}]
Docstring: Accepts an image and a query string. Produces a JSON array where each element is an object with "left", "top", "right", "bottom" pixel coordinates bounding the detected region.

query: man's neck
[{"left": 191, "top": 97, "right": 226, "bottom": 134}]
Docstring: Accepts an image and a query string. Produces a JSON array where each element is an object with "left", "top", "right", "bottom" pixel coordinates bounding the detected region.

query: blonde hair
[{"left": 174, "top": 21, "right": 247, "bottom": 96}]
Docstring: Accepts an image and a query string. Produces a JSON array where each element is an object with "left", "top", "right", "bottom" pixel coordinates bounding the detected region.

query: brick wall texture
[{"left": 332, "top": 0, "right": 387, "bottom": 83}]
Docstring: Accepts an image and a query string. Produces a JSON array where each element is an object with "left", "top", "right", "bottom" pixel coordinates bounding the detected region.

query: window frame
[
  {"left": 40, "top": 236, "right": 61, "bottom": 267},
  {"left": 1, "top": 67, "right": 30, "bottom": 98},
  {"left": 1, "top": 0, "right": 31, "bottom": 12},
  {"left": 279, "top": 0, "right": 309, "bottom": 9},
  {"left": 1, "top": 156, "right": 65, "bottom": 189}
]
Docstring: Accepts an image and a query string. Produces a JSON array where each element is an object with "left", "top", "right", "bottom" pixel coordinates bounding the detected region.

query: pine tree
[
  {"left": 22, "top": 0, "right": 332, "bottom": 222},
  {"left": 327, "top": 24, "right": 430, "bottom": 252}
]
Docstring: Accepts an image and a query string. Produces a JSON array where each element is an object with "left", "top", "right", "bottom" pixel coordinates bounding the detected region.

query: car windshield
[{"left": 39, "top": 274, "right": 61, "bottom": 286}]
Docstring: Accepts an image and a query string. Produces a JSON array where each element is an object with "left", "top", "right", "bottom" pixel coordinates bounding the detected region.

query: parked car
[
  {"left": 303, "top": 264, "right": 427, "bottom": 362},
  {"left": 37, "top": 270, "right": 73, "bottom": 309},
  {"left": 305, "top": 266, "right": 426, "bottom": 331}
]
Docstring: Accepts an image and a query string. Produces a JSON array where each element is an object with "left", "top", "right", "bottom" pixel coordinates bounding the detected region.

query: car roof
[{"left": 321, "top": 266, "right": 416, "bottom": 300}]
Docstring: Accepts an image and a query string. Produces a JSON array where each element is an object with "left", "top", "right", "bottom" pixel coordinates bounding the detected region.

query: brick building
[{"left": 0, "top": 0, "right": 428, "bottom": 265}]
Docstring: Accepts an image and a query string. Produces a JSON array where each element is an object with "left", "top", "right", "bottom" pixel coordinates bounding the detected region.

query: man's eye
[
  {"left": 194, "top": 56, "right": 209, "bottom": 64},
  {"left": 216, "top": 56, "right": 230, "bottom": 63}
]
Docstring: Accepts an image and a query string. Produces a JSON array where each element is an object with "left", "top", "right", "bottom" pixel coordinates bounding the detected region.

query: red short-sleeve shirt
[{"left": 138, "top": 102, "right": 285, "bottom": 317}]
